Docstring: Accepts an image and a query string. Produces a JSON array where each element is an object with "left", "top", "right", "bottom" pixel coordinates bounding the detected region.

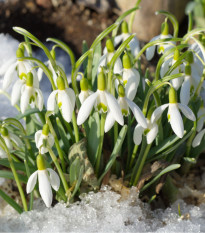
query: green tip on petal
[
  {"left": 37, "top": 154, "right": 46, "bottom": 170},
  {"left": 80, "top": 78, "right": 89, "bottom": 91},
  {"left": 173, "top": 49, "right": 180, "bottom": 60},
  {"left": 123, "top": 53, "right": 131, "bottom": 69},
  {"left": 186, "top": 51, "right": 194, "bottom": 64},
  {"left": 42, "top": 124, "right": 49, "bottom": 136},
  {"left": 106, "top": 38, "right": 115, "bottom": 53},
  {"left": 26, "top": 72, "right": 34, "bottom": 87},
  {"left": 169, "top": 87, "right": 177, "bottom": 104},
  {"left": 50, "top": 49, "right": 56, "bottom": 60},
  {"left": 121, "top": 21, "right": 129, "bottom": 34},
  {"left": 97, "top": 72, "right": 106, "bottom": 91},
  {"left": 57, "top": 76, "right": 65, "bottom": 90},
  {"left": 0, "top": 127, "right": 9, "bottom": 137},
  {"left": 118, "top": 84, "right": 125, "bottom": 97},
  {"left": 161, "top": 20, "right": 169, "bottom": 36},
  {"left": 185, "top": 64, "right": 191, "bottom": 75},
  {"left": 16, "top": 48, "right": 24, "bottom": 59}
]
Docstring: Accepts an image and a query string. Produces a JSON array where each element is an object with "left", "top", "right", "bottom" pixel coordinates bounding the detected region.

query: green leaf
[
  {"left": 82, "top": 40, "right": 89, "bottom": 71},
  {"left": 56, "top": 117, "right": 70, "bottom": 151},
  {"left": 185, "top": 1, "right": 196, "bottom": 14},
  {"left": 88, "top": 112, "right": 100, "bottom": 166},
  {"left": 140, "top": 164, "right": 181, "bottom": 192},
  {"left": 26, "top": 115, "right": 36, "bottom": 136},
  {"left": 92, "top": 43, "right": 101, "bottom": 86},
  {"left": 69, "top": 157, "right": 82, "bottom": 186},
  {"left": 70, "top": 165, "right": 84, "bottom": 199},
  {"left": 0, "top": 158, "right": 35, "bottom": 172},
  {"left": 0, "top": 189, "right": 23, "bottom": 214},
  {"left": 0, "top": 170, "right": 27, "bottom": 183},
  {"left": 183, "top": 157, "right": 196, "bottom": 164},
  {"left": 16, "top": 108, "right": 46, "bottom": 120},
  {"left": 98, "top": 125, "right": 127, "bottom": 183},
  {"left": 3, "top": 118, "right": 26, "bottom": 135}
]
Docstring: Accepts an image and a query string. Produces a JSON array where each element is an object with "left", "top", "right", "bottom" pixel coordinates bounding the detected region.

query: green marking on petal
[
  {"left": 29, "top": 96, "right": 35, "bottom": 104},
  {"left": 97, "top": 103, "right": 107, "bottom": 112},
  {"left": 19, "top": 73, "right": 27, "bottom": 80},
  {"left": 167, "top": 113, "right": 171, "bottom": 121},
  {"left": 144, "top": 128, "right": 150, "bottom": 135},
  {"left": 122, "top": 109, "right": 128, "bottom": 116},
  {"left": 158, "top": 45, "right": 164, "bottom": 54},
  {"left": 58, "top": 102, "right": 62, "bottom": 108}
]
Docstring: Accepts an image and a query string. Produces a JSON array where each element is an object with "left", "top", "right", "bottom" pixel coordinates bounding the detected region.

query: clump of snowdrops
[{"left": 0, "top": 4, "right": 205, "bottom": 213}]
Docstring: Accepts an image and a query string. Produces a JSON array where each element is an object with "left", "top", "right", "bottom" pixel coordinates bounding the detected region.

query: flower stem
[
  {"left": 72, "top": 111, "right": 79, "bottom": 143},
  {"left": 95, "top": 112, "right": 106, "bottom": 176},
  {"left": 128, "top": 145, "right": 138, "bottom": 171}
]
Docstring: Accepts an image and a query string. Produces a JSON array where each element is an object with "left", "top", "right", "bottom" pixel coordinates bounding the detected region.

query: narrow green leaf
[
  {"left": 70, "top": 165, "right": 84, "bottom": 199},
  {"left": 92, "top": 43, "right": 101, "bottom": 86},
  {"left": 140, "top": 164, "right": 181, "bottom": 192},
  {"left": 56, "top": 117, "right": 70, "bottom": 151},
  {"left": 69, "top": 157, "right": 81, "bottom": 185},
  {"left": 3, "top": 118, "right": 26, "bottom": 135},
  {"left": 0, "top": 158, "right": 35, "bottom": 172},
  {"left": 0, "top": 189, "right": 23, "bottom": 214},
  {"left": 16, "top": 108, "right": 46, "bottom": 120},
  {"left": 183, "top": 157, "right": 196, "bottom": 164},
  {"left": 82, "top": 40, "right": 89, "bottom": 71},
  {"left": 0, "top": 170, "right": 27, "bottom": 183}
]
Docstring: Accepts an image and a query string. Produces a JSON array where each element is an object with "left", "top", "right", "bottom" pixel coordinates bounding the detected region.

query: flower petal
[
  {"left": 151, "top": 104, "right": 169, "bottom": 123},
  {"left": 192, "top": 129, "right": 205, "bottom": 147},
  {"left": 47, "top": 168, "right": 60, "bottom": 191},
  {"left": 37, "top": 67, "right": 44, "bottom": 82},
  {"left": 180, "top": 76, "right": 191, "bottom": 106},
  {"left": 97, "top": 54, "right": 107, "bottom": 74},
  {"left": 113, "top": 57, "right": 122, "bottom": 75},
  {"left": 145, "top": 35, "right": 161, "bottom": 60},
  {"left": 178, "top": 103, "right": 196, "bottom": 121},
  {"left": 20, "top": 86, "right": 32, "bottom": 114},
  {"left": 133, "top": 124, "right": 144, "bottom": 145},
  {"left": 160, "top": 57, "right": 172, "bottom": 78},
  {"left": 168, "top": 104, "right": 184, "bottom": 138},
  {"left": 59, "top": 90, "right": 73, "bottom": 123},
  {"left": 11, "top": 79, "right": 24, "bottom": 106},
  {"left": 129, "top": 36, "right": 140, "bottom": 57},
  {"left": 47, "top": 90, "right": 58, "bottom": 112},
  {"left": 104, "top": 111, "right": 116, "bottom": 133},
  {"left": 3, "top": 61, "right": 18, "bottom": 90},
  {"left": 38, "top": 170, "right": 53, "bottom": 208},
  {"left": 196, "top": 107, "right": 205, "bottom": 132},
  {"left": 26, "top": 171, "right": 38, "bottom": 193},
  {"left": 146, "top": 123, "right": 158, "bottom": 144},
  {"left": 105, "top": 91, "right": 124, "bottom": 126},
  {"left": 77, "top": 92, "right": 98, "bottom": 125},
  {"left": 47, "top": 133, "right": 55, "bottom": 148},
  {"left": 66, "top": 88, "right": 76, "bottom": 110},
  {"left": 0, "top": 147, "right": 7, "bottom": 158},
  {"left": 35, "top": 88, "right": 44, "bottom": 111},
  {"left": 126, "top": 98, "right": 147, "bottom": 128},
  {"left": 0, "top": 58, "right": 16, "bottom": 76},
  {"left": 35, "top": 130, "right": 43, "bottom": 148}
]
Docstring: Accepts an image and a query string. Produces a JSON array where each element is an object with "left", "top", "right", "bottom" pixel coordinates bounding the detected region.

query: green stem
[
  {"left": 46, "top": 116, "right": 66, "bottom": 172},
  {"left": 126, "top": 115, "right": 132, "bottom": 169},
  {"left": 188, "top": 12, "right": 193, "bottom": 32},
  {"left": 128, "top": 0, "right": 141, "bottom": 33},
  {"left": 48, "top": 148, "right": 69, "bottom": 197},
  {"left": 128, "top": 145, "right": 138, "bottom": 170},
  {"left": 72, "top": 111, "right": 79, "bottom": 143},
  {"left": 64, "top": 121, "right": 75, "bottom": 143},
  {"left": 95, "top": 113, "right": 106, "bottom": 176},
  {"left": 87, "top": 52, "right": 93, "bottom": 89},
  {"left": 114, "top": 122, "right": 118, "bottom": 144}
]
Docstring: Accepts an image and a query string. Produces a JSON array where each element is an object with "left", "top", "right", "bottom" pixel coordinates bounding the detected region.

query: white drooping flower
[
  {"left": 20, "top": 72, "right": 44, "bottom": 114},
  {"left": 78, "top": 77, "right": 93, "bottom": 104},
  {"left": 115, "top": 53, "right": 140, "bottom": 101},
  {"left": 77, "top": 72, "right": 124, "bottom": 128},
  {"left": 47, "top": 76, "right": 76, "bottom": 123},
  {"left": 104, "top": 85, "right": 147, "bottom": 132},
  {"left": 133, "top": 119, "right": 158, "bottom": 145},
  {"left": 26, "top": 154, "right": 60, "bottom": 208},
  {"left": 192, "top": 128, "right": 205, "bottom": 147},
  {"left": 35, "top": 124, "right": 54, "bottom": 154},
  {"left": 146, "top": 20, "right": 175, "bottom": 61},
  {"left": 151, "top": 87, "right": 196, "bottom": 138},
  {"left": 0, "top": 127, "right": 23, "bottom": 158},
  {"left": 98, "top": 38, "right": 122, "bottom": 75}
]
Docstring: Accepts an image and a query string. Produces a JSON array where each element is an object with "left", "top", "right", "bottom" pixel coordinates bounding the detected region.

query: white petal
[
  {"left": 168, "top": 104, "right": 184, "bottom": 138},
  {"left": 79, "top": 91, "right": 89, "bottom": 104},
  {"left": 105, "top": 91, "right": 124, "bottom": 126},
  {"left": 160, "top": 57, "right": 172, "bottom": 78},
  {"left": 77, "top": 92, "right": 98, "bottom": 125},
  {"left": 170, "top": 69, "right": 183, "bottom": 90},
  {"left": 24, "top": 62, "right": 39, "bottom": 88},
  {"left": 133, "top": 124, "right": 144, "bottom": 145},
  {"left": 126, "top": 98, "right": 147, "bottom": 128},
  {"left": 11, "top": 79, "right": 24, "bottom": 106},
  {"left": 3, "top": 61, "right": 18, "bottom": 90},
  {"left": 35, "top": 88, "right": 44, "bottom": 111},
  {"left": 3, "top": 136, "right": 13, "bottom": 150},
  {"left": 197, "top": 107, "right": 205, "bottom": 132},
  {"left": 47, "top": 168, "right": 60, "bottom": 191},
  {"left": 113, "top": 57, "right": 122, "bottom": 75},
  {"left": 151, "top": 104, "right": 169, "bottom": 123},
  {"left": 66, "top": 88, "right": 76, "bottom": 110},
  {"left": 35, "top": 130, "right": 43, "bottom": 148},
  {"left": 104, "top": 111, "right": 116, "bottom": 133},
  {"left": 26, "top": 171, "right": 38, "bottom": 193},
  {"left": 47, "top": 133, "right": 55, "bottom": 148},
  {"left": 180, "top": 76, "right": 191, "bottom": 105},
  {"left": 146, "top": 123, "right": 158, "bottom": 144},
  {"left": 9, "top": 133, "right": 23, "bottom": 147},
  {"left": 114, "top": 34, "right": 124, "bottom": 46},
  {"left": 58, "top": 90, "right": 73, "bottom": 123},
  {"left": 0, "top": 58, "right": 16, "bottom": 76},
  {"left": 37, "top": 67, "right": 44, "bottom": 82},
  {"left": 20, "top": 86, "right": 32, "bottom": 114},
  {"left": 129, "top": 36, "right": 140, "bottom": 57},
  {"left": 47, "top": 90, "right": 58, "bottom": 111},
  {"left": 97, "top": 54, "right": 107, "bottom": 74},
  {"left": 0, "top": 147, "right": 7, "bottom": 158},
  {"left": 38, "top": 170, "right": 53, "bottom": 208},
  {"left": 192, "top": 129, "right": 205, "bottom": 147},
  {"left": 178, "top": 103, "right": 196, "bottom": 121},
  {"left": 146, "top": 35, "right": 161, "bottom": 60}
]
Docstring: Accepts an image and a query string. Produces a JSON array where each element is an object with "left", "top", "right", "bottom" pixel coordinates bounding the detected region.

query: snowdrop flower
[
  {"left": 98, "top": 38, "right": 122, "bottom": 75},
  {"left": 77, "top": 72, "right": 124, "bottom": 128},
  {"left": 104, "top": 84, "right": 147, "bottom": 132},
  {"left": 104, "top": 21, "right": 140, "bottom": 58},
  {"left": 192, "top": 128, "right": 205, "bottom": 147},
  {"left": 35, "top": 124, "right": 54, "bottom": 154},
  {"left": 26, "top": 154, "right": 60, "bottom": 208},
  {"left": 78, "top": 77, "right": 93, "bottom": 104},
  {"left": 146, "top": 19, "right": 175, "bottom": 61},
  {"left": 20, "top": 72, "right": 43, "bottom": 114},
  {"left": 47, "top": 76, "right": 76, "bottom": 123},
  {"left": 151, "top": 87, "right": 196, "bottom": 138},
  {"left": 0, "top": 127, "right": 23, "bottom": 158}
]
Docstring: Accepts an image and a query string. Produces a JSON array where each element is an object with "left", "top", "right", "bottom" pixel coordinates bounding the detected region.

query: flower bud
[
  {"left": 161, "top": 19, "right": 169, "bottom": 36},
  {"left": 42, "top": 124, "right": 49, "bottom": 136},
  {"left": 106, "top": 38, "right": 115, "bottom": 53},
  {"left": 97, "top": 72, "right": 106, "bottom": 91},
  {"left": 80, "top": 78, "right": 88, "bottom": 91},
  {"left": 26, "top": 72, "right": 34, "bottom": 87},
  {"left": 56, "top": 76, "right": 65, "bottom": 90},
  {"left": 185, "top": 64, "right": 191, "bottom": 76},
  {"left": 1, "top": 127, "right": 8, "bottom": 137},
  {"left": 121, "top": 21, "right": 129, "bottom": 34},
  {"left": 173, "top": 49, "right": 180, "bottom": 60},
  {"left": 118, "top": 84, "right": 125, "bottom": 97},
  {"left": 169, "top": 87, "right": 177, "bottom": 104},
  {"left": 123, "top": 53, "right": 131, "bottom": 69},
  {"left": 186, "top": 51, "right": 194, "bottom": 64},
  {"left": 37, "top": 154, "right": 46, "bottom": 170}
]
